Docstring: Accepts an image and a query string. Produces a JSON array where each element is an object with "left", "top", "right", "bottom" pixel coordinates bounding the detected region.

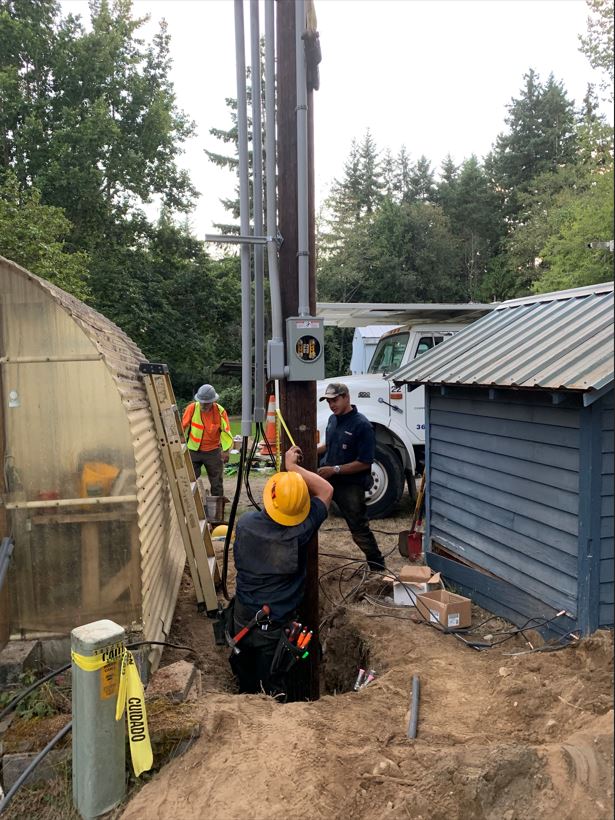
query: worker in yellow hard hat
[{"left": 229, "top": 445, "right": 333, "bottom": 697}]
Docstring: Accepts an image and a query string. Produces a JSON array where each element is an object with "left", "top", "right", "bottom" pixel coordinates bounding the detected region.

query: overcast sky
[{"left": 61, "top": 0, "right": 610, "bottom": 236}]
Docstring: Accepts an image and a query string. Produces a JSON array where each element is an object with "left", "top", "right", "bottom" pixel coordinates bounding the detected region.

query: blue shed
[{"left": 392, "top": 282, "right": 614, "bottom": 636}]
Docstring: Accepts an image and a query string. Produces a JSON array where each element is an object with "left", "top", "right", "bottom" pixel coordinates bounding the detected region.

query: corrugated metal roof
[
  {"left": 316, "top": 301, "right": 495, "bottom": 327},
  {"left": 392, "top": 282, "right": 614, "bottom": 395}
]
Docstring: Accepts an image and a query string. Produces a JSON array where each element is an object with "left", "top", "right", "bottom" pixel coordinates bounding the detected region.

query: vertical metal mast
[
  {"left": 234, "top": 0, "right": 253, "bottom": 437},
  {"left": 251, "top": 0, "right": 265, "bottom": 423},
  {"left": 295, "top": 0, "right": 309, "bottom": 317}
]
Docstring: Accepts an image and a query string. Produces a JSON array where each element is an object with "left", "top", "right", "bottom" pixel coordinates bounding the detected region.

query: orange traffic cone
[{"left": 259, "top": 395, "right": 278, "bottom": 456}]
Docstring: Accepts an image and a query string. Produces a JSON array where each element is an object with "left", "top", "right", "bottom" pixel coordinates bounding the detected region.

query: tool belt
[
  {"left": 269, "top": 629, "right": 308, "bottom": 677},
  {"left": 233, "top": 598, "right": 276, "bottom": 630}
]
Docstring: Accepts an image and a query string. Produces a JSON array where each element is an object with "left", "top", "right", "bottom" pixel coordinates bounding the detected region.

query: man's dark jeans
[
  {"left": 333, "top": 481, "right": 385, "bottom": 569},
  {"left": 190, "top": 447, "right": 224, "bottom": 496}
]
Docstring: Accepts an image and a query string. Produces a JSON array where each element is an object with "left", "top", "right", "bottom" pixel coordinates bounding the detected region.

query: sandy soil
[{"left": 122, "top": 474, "right": 614, "bottom": 820}]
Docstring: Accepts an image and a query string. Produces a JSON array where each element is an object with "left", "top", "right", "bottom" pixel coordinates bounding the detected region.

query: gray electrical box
[{"left": 285, "top": 316, "right": 325, "bottom": 381}]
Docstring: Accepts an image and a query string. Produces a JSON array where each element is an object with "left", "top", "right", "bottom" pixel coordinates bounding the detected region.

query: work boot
[{"left": 366, "top": 555, "right": 387, "bottom": 572}]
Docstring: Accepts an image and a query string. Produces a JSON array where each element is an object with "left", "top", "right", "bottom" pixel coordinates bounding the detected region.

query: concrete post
[{"left": 72, "top": 619, "right": 126, "bottom": 818}]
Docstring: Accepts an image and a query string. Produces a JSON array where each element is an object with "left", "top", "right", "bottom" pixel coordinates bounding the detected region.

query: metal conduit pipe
[
  {"left": 251, "top": 0, "right": 265, "bottom": 423},
  {"left": 295, "top": 0, "right": 309, "bottom": 317},
  {"left": 0, "top": 537, "right": 14, "bottom": 593},
  {"left": 407, "top": 674, "right": 420, "bottom": 739},
  {"left": 234, "top": 0, "right": 253, "bottom": 436},
  {"left": 265, "top": 0, "right": 284, "bottom": 342}
]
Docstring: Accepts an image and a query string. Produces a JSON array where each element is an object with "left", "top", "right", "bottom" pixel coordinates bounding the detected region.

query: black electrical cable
[
  {"left": 0, "top": 641, "right": 196, "bottom": 722},
  {"left": 244, "top": 426, "right": 263, "bottom": 511},
  {"left": 318, "top": 556, "right": 386, "bottom": 608},
  {"left": 0, "top": 638, "right": 198, "bottom": 814},
  {"left": 503, "top": 633, "right": 578, "bottom": 656},
  {"left": 257, "top": 420, "right": 277, "bottom": 469},
  {"left": 0, "top": 721, "right": 72, "bottom": 815},
  {"left": 0, "top": 663, "right": 70, "bottom": 722},
  {"left": 222, "top": 435, "right": 248, "bottom": 600},
  {"left": 361, "top": 584, "right": 571, "bottom": 652},
  {"left": 126, "top": 640, "right": 196, "bottom": 653}
]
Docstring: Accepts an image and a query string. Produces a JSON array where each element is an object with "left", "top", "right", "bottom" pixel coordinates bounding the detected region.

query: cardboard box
[
  {"left": 415, "top": 589, "right": 472, "bottom": 629},
  {"left": 399, "top": 565, "right": 436, "bottom": 584},
  {"left": 392, "top": 566, "right": 441, "bottom": 607}
]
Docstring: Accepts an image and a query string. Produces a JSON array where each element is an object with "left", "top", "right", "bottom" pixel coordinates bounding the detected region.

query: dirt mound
[{"left": 122, "top": 489, "right": 614, "bottom": 820}]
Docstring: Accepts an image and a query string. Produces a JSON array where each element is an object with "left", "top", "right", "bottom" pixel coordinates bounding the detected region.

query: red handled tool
[
  {"left": 225, "top": 605, "right": 271, "bottom": 654},
  {"left": 288, "top": 622, "right": 302, "bottom": 643}
]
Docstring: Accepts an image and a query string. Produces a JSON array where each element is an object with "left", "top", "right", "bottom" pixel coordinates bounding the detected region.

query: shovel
[{"left": 399, "top": 473, "right": 426, "bottom": 560}]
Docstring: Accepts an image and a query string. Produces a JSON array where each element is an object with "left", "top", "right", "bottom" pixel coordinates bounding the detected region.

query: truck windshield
[{"left": 368, "top": 332, "right": 410, "bottom": 374}]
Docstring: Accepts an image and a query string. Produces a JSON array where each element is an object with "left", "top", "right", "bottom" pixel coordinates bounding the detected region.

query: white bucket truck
[{"left": 316, "top": 303, "right": 495, "bottom": 518}]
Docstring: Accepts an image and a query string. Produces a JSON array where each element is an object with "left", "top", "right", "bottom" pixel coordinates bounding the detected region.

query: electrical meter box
[{"left": 285, "top": 316, "right": 325, "bottom": 381}]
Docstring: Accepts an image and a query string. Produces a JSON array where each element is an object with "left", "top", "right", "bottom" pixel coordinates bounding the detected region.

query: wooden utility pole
[{"left": 276, "top": 1, "right": 319, "bottom": 700}]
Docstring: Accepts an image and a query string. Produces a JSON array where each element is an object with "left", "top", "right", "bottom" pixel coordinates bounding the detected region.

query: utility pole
[{"left": 277, "top": 1, "right": 319, "bottom": 700}]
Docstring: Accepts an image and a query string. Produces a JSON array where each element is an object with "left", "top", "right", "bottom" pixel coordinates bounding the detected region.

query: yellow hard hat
[
  {"left": 211, "top": 524, "right": 228, "bottom": 538},
  {"left": 263, "top": 471, "right": 310, "bottom": 526}
]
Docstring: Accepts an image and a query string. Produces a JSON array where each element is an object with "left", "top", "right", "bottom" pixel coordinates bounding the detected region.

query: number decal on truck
[{"left": 416, "top": 424, "right": 425, "bottom": 430}]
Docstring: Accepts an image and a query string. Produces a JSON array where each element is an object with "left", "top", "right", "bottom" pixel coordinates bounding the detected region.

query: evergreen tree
[
  {"left": 488, "top": 70, "right": 577, "bottom": 217},
  {"left": 435, "top": 154, "right": 459, "bottom": 214},
  {"left": 394, "top": 146, "right": 412, "bottom": 202},
  {"left": 357, "top": 130, "right": 384, "bottom": 214},
  {"left": 493, "top": 107, "right": 613, "bottom": 295},
  {"left": 361, "top": 199, "right": 463, "bottom": 302},
  {"left": 318, "top": 131, "right": 384, "bottom": 269},
  {"left": 408, "top": 156, "right": 435, "bottom": 202},
  {"left": 381, "top": 148, "right": 396, "bottom": 200},
  {"left": 445, "top": 156, "right": 505, "bottom": 298}
]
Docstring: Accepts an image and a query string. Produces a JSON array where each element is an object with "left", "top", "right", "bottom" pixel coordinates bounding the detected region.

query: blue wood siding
[
  {"left": 599, "top": 391, "right": 614, "bottom": 626},
  {"left": 427, "top": 389, "right": 580, "bottom": 616}
]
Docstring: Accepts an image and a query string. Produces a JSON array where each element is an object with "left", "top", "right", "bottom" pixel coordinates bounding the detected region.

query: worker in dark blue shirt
[
  {"left": 317, "top": 383, "right": 386, "bottom": 571},
  {"left": 230, "top": 445, "right": 333, "bottom": 696}
]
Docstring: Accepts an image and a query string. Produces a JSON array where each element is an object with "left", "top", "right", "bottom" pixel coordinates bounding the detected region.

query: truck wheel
[{"left": 365, "top": 445, "right": 405, "bottom": 519}]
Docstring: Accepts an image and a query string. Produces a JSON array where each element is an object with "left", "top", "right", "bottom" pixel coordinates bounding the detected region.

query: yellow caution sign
[{"left": 72, "top": 646, "right": 153, "bottom": 777}]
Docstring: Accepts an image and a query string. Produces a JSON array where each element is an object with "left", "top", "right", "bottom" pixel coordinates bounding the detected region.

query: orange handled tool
[
  {"left": 298, "top": 630, "right": 313, "bottom": 650},
  {"left": 231, "top": 605, "right": 271, "bottom": 646}
]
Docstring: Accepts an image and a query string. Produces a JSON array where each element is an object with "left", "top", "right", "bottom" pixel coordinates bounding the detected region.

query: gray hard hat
[{"left": 194, "top": 384, "right": 219, "bottom": 403}]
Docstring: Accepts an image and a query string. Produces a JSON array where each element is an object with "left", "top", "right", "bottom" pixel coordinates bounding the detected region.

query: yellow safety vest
[{"left": 186, "top": 402, "right": 233, "bottom": 452}]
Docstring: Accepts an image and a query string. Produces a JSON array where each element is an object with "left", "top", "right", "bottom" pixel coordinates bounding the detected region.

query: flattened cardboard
[
  {"left": 399, "top": 564, "right": 440, "bottom": 584},
  {"left": 416, "top": 589, "right": 472, "bottom": 629}
]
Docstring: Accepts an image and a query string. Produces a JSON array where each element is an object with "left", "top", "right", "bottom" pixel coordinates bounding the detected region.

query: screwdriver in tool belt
[
  {"left": 288, "top": 622, "right": 302, "bottom": 643},
  {"left": 296, "top": 628, "right": 308, "bottom": 647},
  {"left": 298, "top": 630, "right": 313, "bottom": 650}
]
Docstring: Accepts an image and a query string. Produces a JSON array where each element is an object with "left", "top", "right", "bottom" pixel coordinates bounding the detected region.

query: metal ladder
[{"left": 139, "top": 363, "right": 220, "bottom": 613}]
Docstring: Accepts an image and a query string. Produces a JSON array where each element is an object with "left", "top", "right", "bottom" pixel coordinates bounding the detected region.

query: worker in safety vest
[{"left": 182, "top": 384, "right": 233, "bottom": 496}]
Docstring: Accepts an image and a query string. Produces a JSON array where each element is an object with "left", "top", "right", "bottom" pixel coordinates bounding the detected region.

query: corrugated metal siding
[
  {"left": 393, "top": 283, "right": 614, "bottom": 395},
  {"left": 4, "top": 259, "right": 184, "bottom": 648},
  {"left": 428, "top": 388, "right": 581, "bottom": 615},
  {"left": 599, "top": 391, "right": 614, "bottom": 626}
]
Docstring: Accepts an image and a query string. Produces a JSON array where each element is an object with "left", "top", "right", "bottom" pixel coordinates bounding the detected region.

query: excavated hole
[{"left": 321, "top": 607, "right": 370, "bottom": 695}]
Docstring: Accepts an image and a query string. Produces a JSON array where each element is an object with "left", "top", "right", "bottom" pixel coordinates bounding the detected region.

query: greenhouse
[{"left": 0, "top": 256, "right": 184, "bottom": 658}]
